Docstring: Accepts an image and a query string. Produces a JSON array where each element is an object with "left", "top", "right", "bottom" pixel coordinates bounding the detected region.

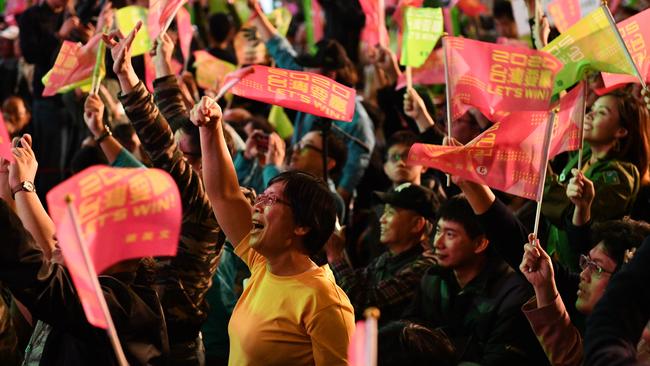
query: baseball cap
[{"left": 374, "top": 182, "right": 441, "bottom": 220}]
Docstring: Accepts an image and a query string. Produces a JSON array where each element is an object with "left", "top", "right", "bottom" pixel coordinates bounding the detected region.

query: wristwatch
[{"left": 11, "top": 181, "right": 36, "bottom": 199}]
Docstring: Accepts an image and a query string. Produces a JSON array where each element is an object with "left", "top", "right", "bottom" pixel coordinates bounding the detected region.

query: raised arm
[
  {"left": 83, "top": 94, "right": 126, "bottom": 164},
  {"left": 191, "top": 97, "right": 253, "bottom": 246},
  {"left": 8, "top": 134, "right": 56, "bottom": 258},
  {"left": 247, "top": 0, "right": 279, "bottom": 42}
]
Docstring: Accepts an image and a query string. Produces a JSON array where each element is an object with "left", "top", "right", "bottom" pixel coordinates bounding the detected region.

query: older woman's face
[{"left": 249, "top": 182, "right": 298, "bottom": 258}]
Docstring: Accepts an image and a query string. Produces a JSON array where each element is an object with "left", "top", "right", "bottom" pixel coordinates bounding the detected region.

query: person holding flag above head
[{"left": 246, "top": 0, "right": 375, "bottom": 205}]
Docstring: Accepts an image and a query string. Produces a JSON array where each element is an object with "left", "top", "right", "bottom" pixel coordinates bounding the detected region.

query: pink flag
[
  {"left": 549, "top": 81, "right": 585, "bottom": 158},
  {"left": 224, "top": 65, "right": 356, "bottom": 122},
  {"left": 312, "top": 0, "right": 324, "bottom": 43},
  {"left": 359, "top": 0, "right": 389, "bottom": 47},
  {"left": 409, "top": 111, "right": 552, "bottom": 200},
  {"left": 148, "top": 0, "right": 188, "bottom": 40},
  {"left": 348, "top": 320, "right": 367, "bottom": 366},
  {"left": 601, "top": 8, "right": 650, "bottom": 89},
  {"left": 4, "top": 0, "right": 27, "bottom": 18},
  {"left": 456, "top": 0, "right": 487, "bottom": 16},
  {"left": 0, "top": 113, "right": 14, "bottom": 163},
  {"left": 42, "top": 34, "right": 103, "bottom": 97},
  {"left": 176, "top": 6, "right": 193, "bottom": 63},
  {"left": 396, "top": 48, "right": 445, "bottom": 89},
  {"left": 445, "top": 36, "right": 562, "bottom": 121},
  {"left": 47, "top": 166, "right": 181, "bottom": 280},
  {"left": 547, "top": 0, "right": 581, "bottom": 33}
]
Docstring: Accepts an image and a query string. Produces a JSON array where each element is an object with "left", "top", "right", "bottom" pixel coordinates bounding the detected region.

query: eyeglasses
[
  {"left": 295, "top": 141, "right": 323, "bottom": 155},
  {"left": 253, "top": 193, "right": 290, "bottom": 208},
  {"left": 579, "top": 254, "right": 614, "bottom": 277},
  {"left": 387, "top": 151, "right": 410, "bottom": 163}
]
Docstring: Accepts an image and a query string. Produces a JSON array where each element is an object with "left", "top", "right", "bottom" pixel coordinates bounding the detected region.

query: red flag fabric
[
  {"left": 601, "top": 8, "right": 650, "bottom": 89},
  {"left": 42, "top": 34, "right": 103, "bottom": 97},
  {"left": 550, "top": 81, "right": 585, "bottom": 158},
  {"left": 0, "top": 113, "right": 14, "bottom": 163},
  {"left": 409, "top": 111, "right": 551, "bottom": 201},
  {"left": 456, "top": 0, "right": 487, "bottom": 16},
  {"left": 547, "top": 0, "right": 581, "bottom": 33},
  {"left": 445, "top": 36, "right": 562, "bottom": 121},
  {"left": 224, "top": 65, "right": 356, "bottom": 121},
  {"left": 176, "top": 6, "right": 193, "bottom": 63},
  {"left": 359, "top": 0, "right": 389, "bottom": 47},
  {"left": 47, "top": 166, "right": 181, "bottom": 277},
  {"left": 47, "top": 167, "right": 181, "bottom": 329},
  {"left": 148, "top": 0, "right": 188, "bottom": 40},
  {"left": 396, "top": 48, "right": 445, "bottom": 89}
]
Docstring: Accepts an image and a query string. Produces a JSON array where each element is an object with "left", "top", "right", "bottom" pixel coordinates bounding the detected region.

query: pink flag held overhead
[
  {"left": 547, "top": 0, "right": 581, "bottom": 33},
  {"left": 224, "top": 65, "right": 356, "bottom": 122},
  {"left": 549, "top": 81, "right": 585, "bottom": 158},
  {"left": 359, "top": 0, "right": 390, "bottom": 47},
  {"left": 601, "top": 8, "right": 650, "bottom": 89},
  {"left": 396, "top": 48, "right": 445, "bottom": 89},
  {"left": 408, "top": 111, "right": 552, "bottom": 201},
  {"left": 445, "top": 36, "right": 562, "bottom": 122},
  {"left": 176, "top": 6, "right": 193, "bottom": 63},
  {"left": 47, "top": 166, "right": 181, "bottom": 282},
  {"left": 0, "top": 113, "right": 14, "bottom": 163},
  {"left": 148, "top": 0, "right": 188, "bottom": 41}
]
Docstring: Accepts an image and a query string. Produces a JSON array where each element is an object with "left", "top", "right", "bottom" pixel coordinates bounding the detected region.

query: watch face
[{"left": 23, "top": 181, "right": 35, "bottom": 191}]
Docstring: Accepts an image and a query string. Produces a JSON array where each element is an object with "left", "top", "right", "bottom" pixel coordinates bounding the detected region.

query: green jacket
[{"left": 542, "top": 147, "right": 640, "bottom": 270}]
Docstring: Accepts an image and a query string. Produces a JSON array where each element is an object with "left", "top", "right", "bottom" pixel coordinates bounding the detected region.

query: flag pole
[
  {"left": 65, "top": 195, "right": 128, "bottom": 366},
  {"left": 378, "top": 0, "right": 386, "bottom": 47},
  {"left": 533, "top": 111, "right": 557, "bottom": 239},
  {"left": 576, "top": 81, "right": 587, "bottom": 171},
  {"left": 603, "top": 4, "right": 646, "bottom": 88},
  {"left": 405, "top": 66, "right": 413, "bottom": 89},
  {"left": 532, "top": 0, "right": 544, "bottom": 50},
  {"left": 160, "top": 3, "right": 185, "bottom": 37},
  {"left": 363, "top": 307, "right": 380, "bottom": 366},
  {"left": 442, "top": 35, "right": 452, "bottom": 186},
  {"left": 91, "top": 28, "right": 108, "bottom": 95}
]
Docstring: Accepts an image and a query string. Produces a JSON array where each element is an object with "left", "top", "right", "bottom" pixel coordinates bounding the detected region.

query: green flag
[
  {"left": 543, "top": 5, "right": 638, "bottom": 94},
  {"left": 400, "top": 7, "right": 444, "bottom": 67},
  {"left": 268, "top": 105, "right": 294, "bottom": 140}
]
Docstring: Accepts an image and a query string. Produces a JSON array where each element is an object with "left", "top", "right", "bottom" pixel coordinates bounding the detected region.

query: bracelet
[{"left": 94, "top": 125, "right": 112, "bottom": 144}]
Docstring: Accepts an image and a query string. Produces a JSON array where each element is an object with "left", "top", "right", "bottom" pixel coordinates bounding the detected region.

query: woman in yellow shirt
[{"left": 189, "top": 96, "right": 355, "bottom": 365}]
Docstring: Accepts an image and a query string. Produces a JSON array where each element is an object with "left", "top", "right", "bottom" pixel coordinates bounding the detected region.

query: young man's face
[
  {"left": 433, "top": 219, "right": 483, "bottom": 269},
  {"left": 576, "top": 242, "right": 617, "bottom": 315},
  {"left": 383, "top": 144, "right": 424, "bottom": 185}
]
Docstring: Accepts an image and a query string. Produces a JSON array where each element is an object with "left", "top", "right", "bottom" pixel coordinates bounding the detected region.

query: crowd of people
[{"left": 1, "top": 0, "right": 650, "bottom": 364}]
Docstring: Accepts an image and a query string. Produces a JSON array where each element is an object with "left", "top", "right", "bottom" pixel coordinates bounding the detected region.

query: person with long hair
[{"left": 542, "top": 89, "right": 650, "bottom": 270}]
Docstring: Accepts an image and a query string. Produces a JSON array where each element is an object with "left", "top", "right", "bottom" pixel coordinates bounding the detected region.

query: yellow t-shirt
[{"left": 228, "top": 234, "right": 355, "bottom": 366}]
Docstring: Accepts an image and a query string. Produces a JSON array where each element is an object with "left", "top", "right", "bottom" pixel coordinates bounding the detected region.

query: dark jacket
[
  {"left": 583, "top": 236, "right": 650, "bottom": 366},
  {"left": 119, "top": 78, "right": 225, "bottom": 364},
  {"left": 542, "top": 147, "right": 640, "bottom": 269},
  {"left": 0, "top": 200, "right": 169, "bottom": 365}
]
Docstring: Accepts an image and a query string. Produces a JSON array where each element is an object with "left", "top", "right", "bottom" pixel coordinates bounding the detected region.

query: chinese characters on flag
[
  {"left": 602, "top": 8, "right": 650, "bottom": 89},
  {"left": 445, "top": 36, "right": 562, "bottom": 121},
  {"left": 400, "top": 6, "right": 444, "bottom": 68},
  {"left": 547, "top": 0, "right": 581, "bottom": 33},
  {"left": 224, "top": 65, "right": 356, "bottom": 122},
  {"left": 409, "top": 112, "right": 552, "bottom": 201},
  {"left": 0, "top": 113, "right": 13, "bottom": 162}
]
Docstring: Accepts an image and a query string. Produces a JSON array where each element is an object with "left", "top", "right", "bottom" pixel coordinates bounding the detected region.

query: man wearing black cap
[{"left": 325, "top": 182, "right": 438, "bottom": 323}]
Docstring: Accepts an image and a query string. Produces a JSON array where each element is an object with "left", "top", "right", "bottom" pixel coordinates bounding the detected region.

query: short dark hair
[
  {"left": 436, "top": 194, "right": 484, "bottom": 239},
  {"left": 591, "top": 218, "right": 650, "bottom": 271},
  {"left": 386, "top": 130, "right": 419, "bottom": 156},
  {"left": 378, "top": 321, "right": 456, "bottom": 366},
  {"left": 309, "top": 125, "right": 348, "bottom": 179},
  {"left": 493, "top": 0, "right": 515, "bottom": 21},
  {"left": 209, "top": 13, "right": 235, "bottom": 44},
  {"left": 267, "top": 171, "right": 337, "bottom": 256}
]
